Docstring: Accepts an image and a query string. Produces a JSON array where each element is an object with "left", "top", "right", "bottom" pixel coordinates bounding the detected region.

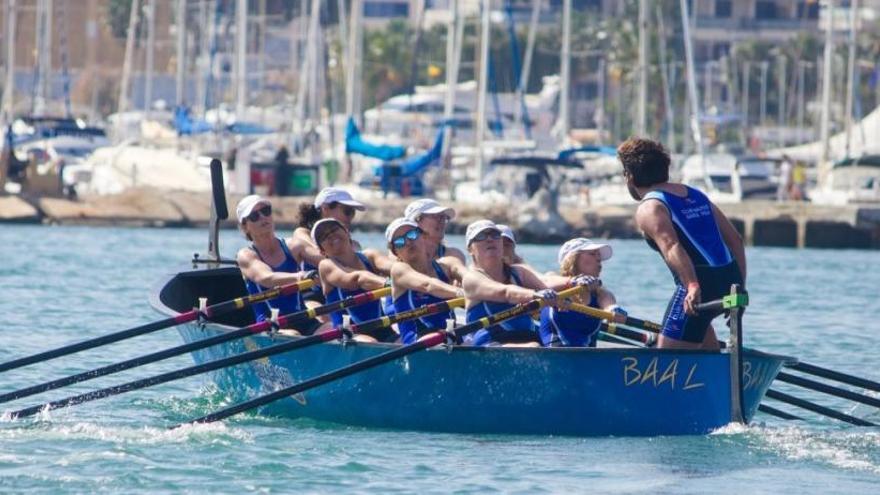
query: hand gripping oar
[
  {"left": 566, "top": 303, "right": 658, "bottom": 346},
  {"left": 177, "top": 289, "right": 580, "bottom": 426},
  {"left": 0, "top": 279, "right": 316, "bottom": 374},
  {"left": 562, "top": 301, "right": 663, "bottom": 333},
  {"left": 0, "top": 286, "right": 391, "bottom": 405},
  {"left": 9, "top": 296, "right": 463, "bottom": 419}
]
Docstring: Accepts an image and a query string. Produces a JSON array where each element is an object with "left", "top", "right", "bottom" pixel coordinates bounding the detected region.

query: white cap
[
  {"left": 557, "top": 238, "right": 613, "bottom": 266},
  {"left": 497, "top": 224, "right": 516, "bottom": 244},
  {"left": 236, "top": 194, "right": 269, "bottom": 224},
  {"left": 310, "top": 218, "right": 346, "bottom": 245},
  {"left": 465, "top": 219, "right": 501, "bottom": 246},
  {"left": 404, "top": 198, "right": 456, "bottom": 221},
  {"left": 385, "top": 217, "right": 419, "bottom": 243},
  {"left": 313, "top": 187, "right": 366, "bottom": 210}
]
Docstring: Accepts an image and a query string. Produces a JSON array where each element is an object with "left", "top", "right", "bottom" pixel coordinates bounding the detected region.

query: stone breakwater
[{"left": 1, "top": 188, "right": 879, "bottom": 249}]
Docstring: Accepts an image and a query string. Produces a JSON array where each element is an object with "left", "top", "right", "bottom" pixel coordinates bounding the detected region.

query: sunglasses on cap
[
  {"left": 244, "top": 205, "right": 272, "bottom": 223},
  {"left": 472, "top": 230, "right": 501, "bottom": 243},
  {"left": 392, "top": 228, "right": 422, "bottom": 250},
  {"left": 329, "top": 202, "right": 357, "bottom": 218}
]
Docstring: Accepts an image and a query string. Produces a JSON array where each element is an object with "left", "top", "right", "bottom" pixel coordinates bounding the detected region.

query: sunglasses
[
  {"left": 472, "top": 230, "right": 501, "bottom": 243},
  {"left": 330, "top": 202, "right": 357, "bottom": 218},
  {"left": 392, "top": 228, "right": 422, "bottom": 250},
  {"left": 245, "top": 205, "right": 272, "bottom": 223}
]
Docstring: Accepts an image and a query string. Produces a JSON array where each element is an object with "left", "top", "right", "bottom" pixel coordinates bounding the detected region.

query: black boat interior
[{"left": 160, "top": 267, "right": 255, "bottom": 327}]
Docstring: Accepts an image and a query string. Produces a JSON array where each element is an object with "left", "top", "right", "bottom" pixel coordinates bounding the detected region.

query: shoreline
[{"left": 1, "top": 188, "right": 879, "bottom": 249}]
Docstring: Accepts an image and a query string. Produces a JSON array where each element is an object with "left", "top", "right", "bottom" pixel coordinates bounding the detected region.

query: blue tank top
[
  {"left": 539, "top": 292, "right": 602, "bottom": 347},
  {"left": 642, "top": 186, "right": 733, "bottom": 268},
  {"left": 244, "top": 238, "right": 305, "bottom": 322},
  {"left": 393, "top": 261, "right": 453, "bottom": 344},
  {"left": 325, "top": 252, "right": 384, "bottom": 327},
  {"left": 465, "top": 266, "right": 537, "bottom": 346}
]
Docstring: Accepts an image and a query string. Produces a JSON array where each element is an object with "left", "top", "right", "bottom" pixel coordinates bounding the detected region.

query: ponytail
[{"left": 297, "top": 203, "right": 322, "bottom": 229}]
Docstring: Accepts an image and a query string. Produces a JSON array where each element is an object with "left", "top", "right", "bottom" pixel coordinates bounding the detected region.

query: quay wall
[{"left": 1, "top": 189, "right": 879, "bottom": 250}]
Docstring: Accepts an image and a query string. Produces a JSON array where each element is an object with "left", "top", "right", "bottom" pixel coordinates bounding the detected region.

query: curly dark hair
[
  {"left": 617, "top": 137, "right": 671, "bottom": 188},
  {"left": 297, "top": 203, "right": 323, "bottom": 229}
]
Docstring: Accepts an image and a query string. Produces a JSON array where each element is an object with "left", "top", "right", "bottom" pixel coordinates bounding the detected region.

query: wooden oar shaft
[
  {"left": 786, "top": 362, "right": 880, "bottom": 394},
  {"left": 0, "top": 279, "right": 314, "bottom": 374},
  {"left": 765, "top": 389, "right": 876, "bottom": 427},
  {"left": 776, "top": 371, "right": 880, "bottom": 409},
  {"left": 563, "top": 301, "right": 662, "bottom": 333},
  {"left": 0, "top": 285, "right": 382, "bottom": 405},
  {"left": 758, "top": 404, "right": 803, "bottom": 421},
  {"left": 11, "top": 329, "right": 345, "bottom": 419},
  {"left": 350, "top": 297, "right": 464, "bottom": 335},
  {"left": 182, "top": 332, "right": 448, "bottom": 426},
  {"left": 602, "top": 322, "right": 656, "bottom": 346}
]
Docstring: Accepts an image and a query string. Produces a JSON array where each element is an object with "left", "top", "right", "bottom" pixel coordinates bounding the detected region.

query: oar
[
  {"left": 566, "top": 303, "right": 657, "bottom": 346},
  {"left": 0, "top": 279, "right": 316, "bottom": 374},
  {"left": 764, "top": 389, "right": 877, "bottom": 427},
  {"left": 758, "top": 404, "right": 803, "bottom": 421},
  {"left": 561, "top": 300, "right": 662, "bottom": 333},
  {"left": 775, "top": 372, "right": 880, "bottom": 410},
  {"left": 0, "top": 287, "right": 391, "bottom": 405},
  {"left": 178, "top": 288, "right": 581, "bottom": 426},
  {"left": 786, "top": 362, "right": 880, "bottom": 394},
  {"left": 9, "top": 296, "right": 462, "bottom": 419}
]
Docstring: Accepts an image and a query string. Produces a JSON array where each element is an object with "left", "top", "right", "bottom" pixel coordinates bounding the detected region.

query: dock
[{"left": 1, "top": 189, "right": 879, "bottom": 249}]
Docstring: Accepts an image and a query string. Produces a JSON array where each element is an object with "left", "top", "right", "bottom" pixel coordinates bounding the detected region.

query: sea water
[{"left": 0, "top": 224, "right": 878, "bottom": 493}]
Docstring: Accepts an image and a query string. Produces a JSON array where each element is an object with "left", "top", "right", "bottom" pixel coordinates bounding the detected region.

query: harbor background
[{"left": 1, "top": 225, "right": 879, "bottom": 492}]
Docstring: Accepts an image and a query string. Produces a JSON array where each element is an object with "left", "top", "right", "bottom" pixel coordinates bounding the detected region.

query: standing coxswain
[{"left": 618, "top": 137, "right": 746, "bottom": 350}]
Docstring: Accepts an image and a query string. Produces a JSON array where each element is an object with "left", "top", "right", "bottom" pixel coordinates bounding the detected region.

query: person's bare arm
[
  {"left": 711, "top": 203, "right": 747, "bottom": 285},
  {"left": 363, "top": 248, "right": 394, "bottom": 276},
  {"left": 237, "top": 248, "right": 310, "bottom": 289},
  {"left": 636, "top": 200, "right": 700, "bottom": 313},
  {"left": 462, "top": 269, "right": 537, "bottom": 305},
  {"left": 319, "top": 258, "right": 386, "bottom": 292},
  {"left": 512, "top": 264, "right": 550, "bottom": 291},
  {"left": 391, "top": 262, "right": 461, "bottom": 299},
  {"left": 438, "top": 255, "right": 467, "bottom": 282},
  {"left": 596, "top": 287, "right": 618, "bottom": 310}
]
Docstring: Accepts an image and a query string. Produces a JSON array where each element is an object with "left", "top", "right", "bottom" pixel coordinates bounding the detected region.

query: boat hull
[{"left": 154, "top": 267, "right": 787, "bottom": 436}]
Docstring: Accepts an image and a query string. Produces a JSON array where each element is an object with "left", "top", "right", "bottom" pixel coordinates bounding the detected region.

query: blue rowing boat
[{"left": 151, "top": 266, "right": 790, "bottom": 437}]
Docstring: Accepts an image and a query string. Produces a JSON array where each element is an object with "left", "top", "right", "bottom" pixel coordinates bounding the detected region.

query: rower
[
  {"left": 497, "top": 224, "right": 523, "bottom": 265},
  {"left": 618, "top": 137, "right": 746, "bottom": 350},
  {"left": 313, "top": 218, "right": 396, "bottom": 343},
  {"left": 403, "top": 198, "right": 467, "bottom": 266},
  {"left": 386, "top": 217, "right": 463, "bottom": 344},
  {"left": 461, "top": 220, "right": 559, "bottom": 347},
  {"left": 539, "top": 238, "right": 621, "bottom": 347},
  {"left": 291, "top": 187, "right": 368, "bottom": 313},
  {"left": 234, "top": 195, "right": 324, "bottom": 335}
]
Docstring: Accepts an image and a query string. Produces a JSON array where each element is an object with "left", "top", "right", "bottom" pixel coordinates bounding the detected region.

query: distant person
[
  {"left": 496, "top": 224, "right": 524, "bottom": 265},
  {"left": 403, "top": 198, "right": 467, "bottom": 265},
  {"left": 313, "top": 218, "right": 396, "bottom": 342},
  {"left": 386, "top": 217, "right": 463, "bottom": 344},
  {"left": 539, "top": 238, "right": 620, "bottom": 347},
  {"left": 777, "top": 155, "right": 793, "bottom": 202},
  {"left": 235, "top": 195, "right": 324, "bottom": 336},
  {"left": 618, "top": 137, "right": 746, "bottom": 350},
  {"left": 790, "top": 160, "right": 807, "bottom": 201}
]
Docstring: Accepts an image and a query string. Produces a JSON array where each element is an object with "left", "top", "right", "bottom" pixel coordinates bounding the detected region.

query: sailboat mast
[
  {"left": 679, "top": 0, "right": 710, "bottom": 189},
  {"left": 118, "top": 0, "right": 140, "bottom": 113},
  {"left": 555, "top": 0, "right": 571, "bottom": 141},
  {"left": 145, "top": 0, "right": 156, "bottom": 113},
  {"left": 475, "top": 0, "right": 491, "bottom": 190},
  {"left": 345, "top": 0, "right": 362, "bottom": 119},
  {"left": 637, "top": 0, "right": 647, "bottom": 136},
  {"left": 236, "top": 0, "right": 247, "bottom": 118},
  {"left": 441, "top": 0, "right": 459, "bottom": 164},
  {"left": 655, "top": 4, "right": 675, "bottom": 151},
  {"left": 820, "top": 0, "right": 834, "bottom": 167},
  {"left": 2, "top": 0, "right": 16, "bottom": 121},
  {"left": 514, "top": 0, "right": 540, "bottom": 136},
  {"left": 176, "top": 0, "right": 186, "bottom": 107},
  {"left": 844, "top": 0, "right": 858, "bottom": 158}
]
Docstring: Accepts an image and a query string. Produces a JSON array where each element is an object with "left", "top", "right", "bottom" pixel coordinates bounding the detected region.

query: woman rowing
[
  {"left": 460, "top": 220, "right": 560, "bottom": 347},
  {"left": 235, "top": 195, "right": 324, "bottom": 335},
  {"left": 291, "top": 187, "right": 367, "bottom": 308},
  {"left": 313, "top": 218, "right": 396, "bottom": 342},
  {"left": 539, "top": 238, "right": 622, "bottom": 347},
  {"left": 386, "top": 217, "right": 463, "bottom": 344},
  {"left": 403, "top": 198, "right": 466, "bottom": 266}
]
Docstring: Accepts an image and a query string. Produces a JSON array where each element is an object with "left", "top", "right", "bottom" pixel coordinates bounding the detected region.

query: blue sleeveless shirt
[
  {"left": 325, "top": 252, "right": 384, "bottom": 327},
  {"left": 465, "top": 266, "right": 538, "bottom": 346},
  {"left": 642, "top": 186, "right": 733, "bottom": 269},
  {"left": 393, "top": 260, "right": 454, "bottom": 344},
  {"left": 539, "top": 292, "right": 602, "bottom": 347},
  {"left": 244, "top": 238, "right": 305, "bottom": 322}
]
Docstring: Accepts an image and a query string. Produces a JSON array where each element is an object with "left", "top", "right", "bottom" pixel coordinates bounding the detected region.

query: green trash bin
[{"left": 282, "top": 163, "right": 319, "bottom": 196}]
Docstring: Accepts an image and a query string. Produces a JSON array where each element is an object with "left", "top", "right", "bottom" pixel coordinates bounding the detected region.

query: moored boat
[{"left": 151, "top": 265, "right": 790, "bottom": 437}]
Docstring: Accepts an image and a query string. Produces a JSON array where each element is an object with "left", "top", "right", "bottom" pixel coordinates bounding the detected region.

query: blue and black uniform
[
  {"left": 393, "top": 260, "right": 455, "bottom": 344},
  {"left": 539, "top": 291, "right": 602, "bottom": 347},
  {"left": 464, "top": 266, "right": 540, "bottom": 346},
  {"left": 643, "top": 186, "right": 743, "bottom": 343},
  {"left": 325, "top": 252, "right": 395, "bottom": 342},
  {"left": 299, "top": 259, "right": 325, "bottom": 303},
  {"left": 243, "top": 238, "right": 321, "bottom": 335}
]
